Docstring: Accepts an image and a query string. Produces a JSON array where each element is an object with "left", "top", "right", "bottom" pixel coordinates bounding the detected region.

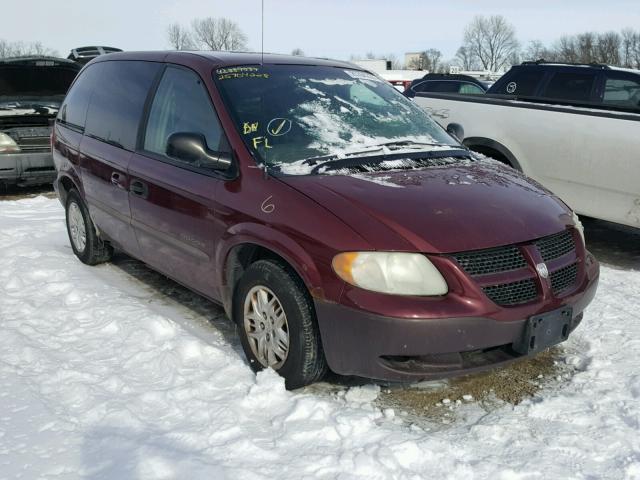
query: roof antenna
[{"left": 261, "top": 0, "right": 269, "bottom": 179}]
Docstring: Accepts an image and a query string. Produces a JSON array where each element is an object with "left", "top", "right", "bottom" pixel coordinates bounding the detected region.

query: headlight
[
  {"left": 332, "top": 252, "right": 448, "bottom": 296},
  {"left": 571, "top": 211, "right": 585, "bottom": 246},
  {"left": 0, "top": 132, "right": 20, "bottom": 153}
]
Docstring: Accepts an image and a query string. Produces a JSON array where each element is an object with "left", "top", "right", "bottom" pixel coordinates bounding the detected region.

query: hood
[
  {"left": 279, "top": 161, "right": 573, "bottom": 253},
  {"left": 0, "top": 61, "right": 79, "bottom": 116}
]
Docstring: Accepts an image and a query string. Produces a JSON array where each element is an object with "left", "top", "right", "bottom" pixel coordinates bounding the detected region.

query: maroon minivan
[{"left": 53, "top": 51, "right": 599, "bottom": 389}]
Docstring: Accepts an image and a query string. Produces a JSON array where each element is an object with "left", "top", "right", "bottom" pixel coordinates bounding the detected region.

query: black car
[
  {"left": 404, "top": 74, "right": 488, "bottom": 98},
  {"left": 0, "top": 57, "right": 81, "bottom": 187},
  {"left": 487, "top": 61, "right": 640, "bottom": 110}
]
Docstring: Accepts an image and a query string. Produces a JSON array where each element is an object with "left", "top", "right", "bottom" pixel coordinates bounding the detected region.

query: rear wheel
[
  {"left": 65, "top": 189, "right": 113, "bottom": 265},
  {"left": 234, "top": 259, "right": 327, "bottom": 389}
]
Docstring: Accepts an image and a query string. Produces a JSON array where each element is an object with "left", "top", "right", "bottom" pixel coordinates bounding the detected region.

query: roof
[
  {"left": 92, "top": 50, "right": 363, "bottom": 70},
  {"left": 516, "top": 62, "right": 640, "bottom": 75}
]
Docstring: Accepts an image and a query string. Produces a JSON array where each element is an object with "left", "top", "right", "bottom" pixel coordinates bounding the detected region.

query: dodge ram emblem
[{"left": 536, "top": 262, "right": 549, "bottom": 279}]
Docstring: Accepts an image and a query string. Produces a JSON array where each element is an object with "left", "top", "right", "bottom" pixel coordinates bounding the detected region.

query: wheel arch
[
  {"left": 56, "top": 173, "right": 82, "bottom": 205},
  {"left": 216, "top": 224, "right": 325, "bottom": 318},
  {"left": 463, "top": 137, "right": 523, "bottom": 171}
]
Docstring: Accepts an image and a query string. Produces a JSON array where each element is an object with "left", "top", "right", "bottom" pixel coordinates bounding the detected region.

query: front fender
[{"left": 215, "top": 222, "right": 341, "bottom": 316}]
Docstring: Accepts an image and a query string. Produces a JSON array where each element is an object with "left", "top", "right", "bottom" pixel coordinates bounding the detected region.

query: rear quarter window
[
  {"left": 492, "top": 70, "right": 545, "bottom": 96},
  {"left": 542, "top": 71, "right": 597, "bottom": 102},
  {"left": 603, "top": 75, "right": 640, "bottom": 109},
  {"left": 413, "top": 81, "right": 459, "bottom": 94},
  {"left": 84, "top": 61, "right": 161, "bottom": 150},
  {"left": 58, "top": 63, "right": 103, "bottom": 129},
  {"left": 459, "top": 83, "right": 485, "bottom": 94}
]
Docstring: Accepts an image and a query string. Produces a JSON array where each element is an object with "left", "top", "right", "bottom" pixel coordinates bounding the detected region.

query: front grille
[
  {"left": 3, "top": 127, "right": 51, "bottom": 153},
  {"left": 452, "top": 246, "right": 526, "bottom": 276},
  {"left": 482, "top": 279, "right": 538, "bottom": 306},
  {"left": 535, "top": 230, "right": 575, "bottom": 262},
  {"left": 550, "top": 262, "right": 578, "bottom": 295},
  {"left": 451, "top": 229, "right": 578, "bottom": 307}
]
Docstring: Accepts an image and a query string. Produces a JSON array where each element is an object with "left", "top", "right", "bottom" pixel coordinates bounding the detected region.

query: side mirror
[
  {"left": 446, "top": 123, "right": 465, "bottom": 142},
  {"left": 166, "top": 132, "right": 231, "bottom": 171}
]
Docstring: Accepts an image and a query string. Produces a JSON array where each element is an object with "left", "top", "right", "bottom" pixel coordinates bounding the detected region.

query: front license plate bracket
[{"left": 513, "top": 306, "right": 573, "bottom": 355}]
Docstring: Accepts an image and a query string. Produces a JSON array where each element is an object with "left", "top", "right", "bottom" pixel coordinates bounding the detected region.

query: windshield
[
  {"left": 0, "top": 65, "right": 79, "bottom": 110},
  {"left": 215, "top": 64, "right": 458, "bottom": 171}
]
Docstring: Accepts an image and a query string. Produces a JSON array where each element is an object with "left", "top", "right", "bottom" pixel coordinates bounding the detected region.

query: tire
[
  {"left": 233, "top": 259, "right": 327, "bottom": 389},
  {"left": 65, "top": 189, "right": 113, "bottom": 265}
]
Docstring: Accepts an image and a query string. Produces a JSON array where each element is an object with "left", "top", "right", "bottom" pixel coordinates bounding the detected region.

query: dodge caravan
[{"left": 53, "top": 52, "right": 599, "bottom": 388}]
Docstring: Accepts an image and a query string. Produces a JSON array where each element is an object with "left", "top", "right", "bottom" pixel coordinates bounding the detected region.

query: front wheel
[{"left": 234, "top": 259, "right": 327, "bottom": 389}]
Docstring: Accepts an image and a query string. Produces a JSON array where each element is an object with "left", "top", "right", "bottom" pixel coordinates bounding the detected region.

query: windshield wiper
[
  {"left": 307, "top": 148, "right": 471, "bottom": 174},
  {"left": 301, "top": 146, "right": 384, "bottom": 166},
  {"left": 301, "top": 142, "right": 459, "bottom": 167},
  {"left": 373, "top": 140, "right": 456, "bottom": 150}
]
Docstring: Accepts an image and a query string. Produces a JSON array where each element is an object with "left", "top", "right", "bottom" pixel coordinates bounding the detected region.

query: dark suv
[
  {"left": 488, "top": 61, "right": 640, "bottom": 110},
  {"left": 404, "top": 73, "right": 488, "bottom": 98},
  {"left": 53, "top": 52, "right": 599, "bottom": 388}
]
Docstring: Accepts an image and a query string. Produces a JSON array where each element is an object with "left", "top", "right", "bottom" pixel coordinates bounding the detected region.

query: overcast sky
[{"left": 3, "top": 0, "right": 639, "bottom": 61}]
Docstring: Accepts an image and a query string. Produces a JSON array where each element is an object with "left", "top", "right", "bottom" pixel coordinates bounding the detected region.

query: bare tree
[
  {"left": 597, "top": 31, "right": 621, "bottom": 64},
  {"left": 409, "top": 49, "right": 443, "bottom": 71},
  {"left": 524, "top": 40, "right": 556, "bottom": 62},
  {"left": 291, "top": 48, "right": 304, "bottom": 56},
  {"left": 191, "top": 17, "right": 248, "bottom": 51},
  {"left": 554, "top": 36, "right": 579, "bottom": 63},
  {"left": 167, "top": 23, "right": 194, "bottom": 50},
  {"left": 621, "top": 29, "right": 637, "bottom": 67},
  {"left": 463, "top": 15, "right": 519, "bottom": 71},
  {"left": 0, "top": 39, "right": 58, "bottom": 58},
  {"left": 514, "top": 28, "right": 640, "bottom": 69},
  {"left": 0, "top": 39, "right": 12, "bottom": 58},
  {"left": 454, "top": 46, "right": 478, "bottom": 70},
  {"left": 576, "top": 32, "right": 597, "bottom": 63}
]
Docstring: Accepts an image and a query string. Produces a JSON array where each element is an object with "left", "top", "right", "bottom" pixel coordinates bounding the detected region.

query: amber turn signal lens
[{"left": 332, "top": 252, "right": 358, "bottom": 284}]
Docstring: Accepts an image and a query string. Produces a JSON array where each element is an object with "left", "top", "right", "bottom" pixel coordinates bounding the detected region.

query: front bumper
[
  {"left": 315, "top": 254, "right": 599, "bottom": 382},
  {"left": 0, "top": 152, "right": 56, "bottom": 186}
]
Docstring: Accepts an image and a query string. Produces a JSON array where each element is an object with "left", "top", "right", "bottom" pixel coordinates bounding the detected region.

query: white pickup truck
[{"left": 413, "top": 62, "right": 640, "bottom": 229}]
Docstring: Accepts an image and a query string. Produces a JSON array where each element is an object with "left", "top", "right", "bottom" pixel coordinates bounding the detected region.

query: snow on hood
[{"left": 276, "top": 145, "right": 464, "bottom": 176}]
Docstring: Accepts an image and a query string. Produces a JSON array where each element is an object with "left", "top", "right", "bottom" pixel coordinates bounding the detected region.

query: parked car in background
[
  {"left": 413, "top": 62, "right": 640, "bottom": 229},
  {"left": 404, "top": 73, "right": 488, "bottom": 98},
  {"left": 67, "top": 46, "right": 122, "bottom": 65},
  {"left": 53, "top": 52, "right": 598, "bottom": 389},
  {"left": 0, "top": 56, "right": 81, "bottom": 187}
]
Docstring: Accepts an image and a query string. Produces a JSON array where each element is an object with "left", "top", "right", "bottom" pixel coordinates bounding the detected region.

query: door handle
[
  {"left": 110, "top": 172, "right": 126, "bottom": 189},
  {"left": 130, "top": 179, "right": 148, "bottom": 198}
]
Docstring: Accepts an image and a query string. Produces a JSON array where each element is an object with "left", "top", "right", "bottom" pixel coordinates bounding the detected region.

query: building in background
[{"left": 352, "top": 58, "right": 425, "bottom": 91}]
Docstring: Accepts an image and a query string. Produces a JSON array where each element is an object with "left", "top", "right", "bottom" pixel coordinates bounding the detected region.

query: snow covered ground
[{"left": 1, "top": 196, "right": 639, "bottom": 479}]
